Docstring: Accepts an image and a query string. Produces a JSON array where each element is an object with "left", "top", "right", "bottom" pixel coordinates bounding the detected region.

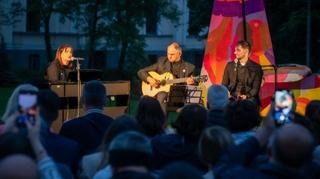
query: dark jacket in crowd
[
  {"left": 112, "top": 171, "right": 155, "bottom": 179},
  {"left": 207, "top": 109, "right": 226, "bottom": 128},
  {"left": 60, "top": 111, "right": 113, "bottom": 156},
  {"left": 41, "top": 128, "right": 80, "bottom": 173},
  {"left": 214, "top": 136, "right": 320, "bottom": 179},
  {"left": 151, "top": 133, "right": 208, "bottom": 173}
]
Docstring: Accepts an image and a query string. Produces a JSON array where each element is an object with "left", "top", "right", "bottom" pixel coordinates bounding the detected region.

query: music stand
[
  {"left": 166, "top": 85, "right": 203, "bottom": 112},
  {"left": 185, "top": 85, "right": 203, "bottom": 104},
  {"left": 67, "top": 69, "right": 102, "bottom": 82}
]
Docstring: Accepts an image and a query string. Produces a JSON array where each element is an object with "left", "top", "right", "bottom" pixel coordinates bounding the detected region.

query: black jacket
[
  {"left": 41, "top": 128, "right": 80, "bottom": 173},
  {"left": 222, "top": 60, "right": 263, "bottom": 100},
  {"left": 46, "top": 60, "right": 74, "bottom": 82},
  {"left": 137, "top": 57, "right": 195, "bottom": 82},
  {"left": 59, "top": 112, "right": 113, "bottom": 156},
  {"left": 214, "top": 137, "right": 320, "bottom": 179},
  {"left": 151, "top": 133, "right": 208, "bottom": 173}
]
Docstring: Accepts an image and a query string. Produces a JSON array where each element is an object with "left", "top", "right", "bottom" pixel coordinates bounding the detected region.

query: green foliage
[
  {"left": 0, "top": 1, "right": 24, "bottom": 25},
  {"left": 26, "top": 0, "right": 76, "bottom": 62},
  {"left": 266, "top": 0, "right": 320, "bottom": 69},
  {"left": 187, "top": 0, "right": 214, "bottom": 38},
  {"left": 67, "top": 0, "right": 180, "bottom": 72},
  {"left": 13, "top": 69, "right": 45, "bottom": 83},
  {"left": 0, "top": 87, "right": 14, "bottom": 115}
]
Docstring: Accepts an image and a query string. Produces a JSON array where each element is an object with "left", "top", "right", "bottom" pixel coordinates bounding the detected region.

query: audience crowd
[{"left": 0, "top": 81, "right": 319, "bottom": 179}]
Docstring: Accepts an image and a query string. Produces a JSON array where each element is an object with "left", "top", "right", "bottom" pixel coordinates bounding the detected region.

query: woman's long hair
[
  {"left": 54, "top": 44, "right": 73, "bottom": 66},
  {"left": 1, "top": 84, "right": 38, "bottom": 122}
]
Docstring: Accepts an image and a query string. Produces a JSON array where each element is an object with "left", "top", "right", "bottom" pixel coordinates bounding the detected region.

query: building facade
[{"left": 0, "top": 0, "right": 206, "bottom": 72}]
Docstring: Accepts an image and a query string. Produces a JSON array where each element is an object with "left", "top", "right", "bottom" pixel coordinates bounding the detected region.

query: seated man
[
  {"left": 137, "top": 42, "right": 195, "bottom": 112},
  {"left": 222, "top": 40, "right": 263, "bottom": 105}
]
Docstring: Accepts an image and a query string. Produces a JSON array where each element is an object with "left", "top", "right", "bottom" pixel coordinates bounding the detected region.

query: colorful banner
[
  {"left": 201, "top": 0, "right": 320, "bottom": 115},
  {"left": 201, "top": 0, "right": 275, "bottom": 86}
]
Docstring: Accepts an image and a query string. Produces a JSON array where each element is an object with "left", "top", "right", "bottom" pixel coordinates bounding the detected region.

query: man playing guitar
[{"left": 137, "top": 42, "right": 195, "bottom": 113}]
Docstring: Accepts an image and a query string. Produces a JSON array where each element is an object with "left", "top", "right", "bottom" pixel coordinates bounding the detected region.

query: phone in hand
[
  {"left": 16, "top": 90, "right": 37, "bottom": 127},
  {"left": 273, "top": 90, "right": 294, "bottom": 126}
]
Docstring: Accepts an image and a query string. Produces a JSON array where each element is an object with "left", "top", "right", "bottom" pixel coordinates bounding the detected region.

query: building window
[
  {"left": 26, "top": 0, "right": 40, "bottom": 32},
  {"left": 28, "top": 54, "right": 40, "bottom": 70}
]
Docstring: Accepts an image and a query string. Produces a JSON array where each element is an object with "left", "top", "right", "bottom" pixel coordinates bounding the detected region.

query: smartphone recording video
[
  {"left": 16, "top": 90, "right": 37, "bottom": 127},
  {"left": 273, "top": 90, "right": 293, "bottom": 126}
]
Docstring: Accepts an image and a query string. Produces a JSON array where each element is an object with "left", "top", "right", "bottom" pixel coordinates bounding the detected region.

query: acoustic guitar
[{"left": 141, "top": 71, "right": 207, "bottom": 97}]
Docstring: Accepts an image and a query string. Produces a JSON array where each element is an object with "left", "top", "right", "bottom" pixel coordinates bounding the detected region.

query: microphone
[
  {"left": 71, "top": 57, "right": 85, "bottom": 61},
  {"left": 234, "top": 59, "right": 239, "bottom": 71}
]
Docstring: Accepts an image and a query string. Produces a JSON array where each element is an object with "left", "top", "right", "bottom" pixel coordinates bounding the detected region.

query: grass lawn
[
  {"left": 0, "top": 87, "right": 14, "bottom": 116},
  {"left": 122, "top": 95, "right": 178, "bottom": 125},
  {"left": 0, "top": 87, "right": 178, "bottom": 124}
]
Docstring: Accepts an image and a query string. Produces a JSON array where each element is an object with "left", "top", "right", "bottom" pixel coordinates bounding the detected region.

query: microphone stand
[
  {"left": 261, "top": 64, "right": 278, "bottom": 92},
  {"left": 76, "top": 59, "right": 81, "bottom": 117}
]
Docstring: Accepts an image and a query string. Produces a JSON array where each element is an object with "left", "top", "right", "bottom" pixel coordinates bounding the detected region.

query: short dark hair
[
  {"left": 305, "top": 100, "right": 320, "bottom": 143},
  {"left": 271, "top": 124, "right": 315, "bottom": 168},
  {"left": 236, "top": 40, "right": 251, "bottom": 52},
  {"left": 82, "top": 80, "right": 107, "bottom": 107},
  {"left": 98, "top": 115, "right": 141, "bottom": 170},
  {"left": 38, "top": 89, "right": 60, "bottom": 125},
  {"left": 101, "top": 115, "right": 141, "bottom": 147},
  {"left": 199, "top": 126, "right": 234, "bottom": 164},
  {"left": 136, "top": 96, "right": 166, "bottom": 137},
  {"left": 306, "top": 100, "right": 320, "bottom": 123},
  {"left": 173, "top": 104, "right": 207, "bottom": 141},
  {"left": 108, "top": 131, "right": 152, "bottom": 168},
  {"left": 0, "top": 132, "right": 35, "bottom": 159},
  {"left": 224, "top": 100, "right": 260, "bottom": 133}
]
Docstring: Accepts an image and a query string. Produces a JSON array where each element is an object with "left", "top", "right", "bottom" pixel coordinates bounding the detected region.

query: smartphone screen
[
  {"left": 273, "top": 90, "right": 293, "bottom": 125},
  {"left": 18, "top": 93, "right": 37, "bottom": 111},
  {"left": 16, "top": 91, "right": 37, "bottom": 126}
]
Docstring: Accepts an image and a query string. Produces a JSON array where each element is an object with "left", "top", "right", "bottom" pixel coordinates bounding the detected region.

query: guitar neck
[{"left": 165, "top": 77, "right": 188, "bottom": 84}]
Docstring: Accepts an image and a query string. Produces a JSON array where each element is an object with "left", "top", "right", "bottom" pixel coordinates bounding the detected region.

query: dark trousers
[{"left": 156, "top": 92, "right": 168, "bottom": 114}]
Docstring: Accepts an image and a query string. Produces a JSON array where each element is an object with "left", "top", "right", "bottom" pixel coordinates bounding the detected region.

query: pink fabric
[{"left": 0, "top": 124, "right": 6, "bottom": 135}]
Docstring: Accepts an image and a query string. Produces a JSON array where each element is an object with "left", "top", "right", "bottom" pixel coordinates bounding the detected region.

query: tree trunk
[
  {"left": 118, "top": 40, "right": 128, "bottom": 73},
  {"left": 44, "top": 15, "right": 52, "bottom": 63},
  {"left": 88, "top": 0, "right": 99, "bottom": 68}
]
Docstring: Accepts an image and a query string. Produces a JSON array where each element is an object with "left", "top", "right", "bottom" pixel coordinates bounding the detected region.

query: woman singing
[{"left": 46, "top": 44, "right": 74, "bottom": 82}]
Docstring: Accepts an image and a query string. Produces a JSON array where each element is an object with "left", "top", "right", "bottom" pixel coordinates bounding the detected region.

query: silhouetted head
[
  {"left": 224, "top": 100, "right": 260, "bottom": 133},
  {"left": 81, "top": 80, "right": 107, "bottom": 109},
  {"left": 0, "top": 154, "right": 38, "bottom": 179},
  {"left": 173, "top": 104, "right": 207, "bottom": 141},
  {"left": 136, "top": 96, "right": 166, "bottom": 137},
  {"left": 269, "top": 123, "right": 315, "bottom": 168},
  {"left": 207, "top": 84, "right": 229, "bottom": 110},
  {"left": 38, "top": 89, "right": 60, "bottom": 126},
  {"left": 199, "top": 126, "right": 234, "bottom": 165},
  {"left": 167, "top": 42, "right": 182, "bottom": 62}
]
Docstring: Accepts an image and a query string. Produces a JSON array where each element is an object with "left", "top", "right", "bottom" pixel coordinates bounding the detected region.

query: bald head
[
  {"left": 167, "top": 42, "right": 182, "bottom": 62},
  {"left": 271, "top": 123, "right": 314, "bottom": 168},
  {"left": 0, "top": 154, "right": 38, "bottom": 179}
]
